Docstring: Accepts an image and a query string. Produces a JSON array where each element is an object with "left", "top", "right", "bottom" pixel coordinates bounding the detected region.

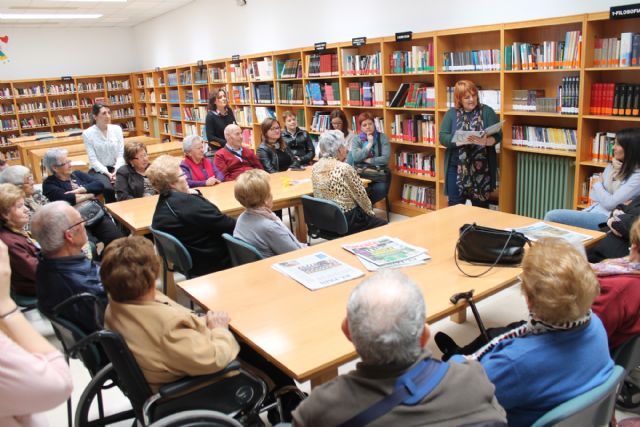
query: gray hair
[
  {"left": 0, "top": 165, "right": 31, "bottom": 186},
  {"left": 31, "top": 201, "right": 73, "bottom": 253},
  {"left": 347, "top": 270, "right": 426, "bottom": 366},
  {"left": 182, "top": 135, "right": 202, "bottom": 154},
  {"left": 43, "top": 148, "right": 68, "bottom": 174},
  {"left": 318, "top": 130, "right": 347, "bottom": 158},
  {"left": 224, "top": 123, "right": 240, "bottom": 139}
]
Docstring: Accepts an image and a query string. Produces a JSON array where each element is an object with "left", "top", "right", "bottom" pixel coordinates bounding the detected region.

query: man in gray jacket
[{"left": 292, "top": 270, "right": 506, "bottom": 427}]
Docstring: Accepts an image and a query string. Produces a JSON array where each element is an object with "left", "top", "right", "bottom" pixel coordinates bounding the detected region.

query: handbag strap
[
  {"left": 454, "top": 226, "right": 517, "bottom": 278},
  {"left": 337, "top": 359, "right": 448, "bottom": 427}
]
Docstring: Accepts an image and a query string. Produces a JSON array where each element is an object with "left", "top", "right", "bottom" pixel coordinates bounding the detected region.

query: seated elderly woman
[
  {"left": 443, "top": 238, "right": 614, "bottom": 427},
  {"left": 0, "top": 165, "right": 49, "bottom": 231},
  {"left": 233, "top": 169, "right": 304, "bottom": 258},
  {"left": 114, "top": 141, "right": 157, "bottom": 201},
  {"left": 147, "top": 155, "right": 235, "bottom": 276},
  {"left": 180, "top": 135, "right": 222, "bottom": 188},
  {"left": 42, "top": 148, "right": 124, "bottom": 250},
  {"left": 0, "top": 184, "right": 40, "bottom": 297},
  {"left": 312, "top": 130, "right": 386, "bottom": 235}
]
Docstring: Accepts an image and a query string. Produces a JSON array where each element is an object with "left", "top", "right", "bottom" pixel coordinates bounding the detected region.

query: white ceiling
[{"left": 0, "top": 0, "right": 194, "bottom": 27}]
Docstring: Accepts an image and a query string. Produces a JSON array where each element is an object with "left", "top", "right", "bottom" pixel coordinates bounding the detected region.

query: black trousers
[
  {"left": 86, "top": 214, "right": 124, "bottom": 250},
  {"left": 89, "top": 168, "right": 116, "bottom": 204}
]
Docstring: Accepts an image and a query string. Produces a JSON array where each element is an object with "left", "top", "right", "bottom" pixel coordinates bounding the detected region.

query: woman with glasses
[
  {"left": 0, "top": 165, "right": 48, "bottom": 231},
  {"left": 115, "top": 141, "right": 157, "bottom": 201},
  {"left": 329, "top": 109, "right": 359, "bottom": 152},
  {"left": 257, "top": 118, "right": 295, "bottom": 174},
  {"left": 147, "top": 155, "right": 236, "bottom": 276}
]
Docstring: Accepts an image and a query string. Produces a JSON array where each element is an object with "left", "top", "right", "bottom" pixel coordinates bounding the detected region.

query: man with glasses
[{"left": 31, "top": 201, "right": 107, "bottom": 332}]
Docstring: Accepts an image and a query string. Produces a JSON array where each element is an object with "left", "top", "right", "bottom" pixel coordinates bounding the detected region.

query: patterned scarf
[
  {"left": 591, "top": 256, "right": 640, "bottom": 276},
  {"left": 456, "top": 106, "right": 491, "bottom": 201},
  {"left": 467, "top": 310, "right": 592, "bottom": 361}
]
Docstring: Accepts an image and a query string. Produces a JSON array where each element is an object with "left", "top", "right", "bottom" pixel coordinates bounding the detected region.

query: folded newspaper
[
  {"left": 272, "top": 252, "right": 364, "bottom": 291},
  {"left": 512, "top": 222, "right": 593, "bottom": 245},
  {"left": 453, "top": 120, "right": 505, "bottom": 146},
  {"left": 342, "top": 236, "right": 431, "bottom": 271}
]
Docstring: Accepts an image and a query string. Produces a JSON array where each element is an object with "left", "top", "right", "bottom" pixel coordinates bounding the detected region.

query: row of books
[
  {"left": 166, "top": 73, "right": 178, "bottom": 86},
  {"left": 80, "top": 112, "right": 91, "bottom": 123},
  {"left": 50, "top": 99, "right": 78, "bottom": 110},
  {"left": 390, "top": 113, "right": 436, "bottom": 144},
  {"left": 139, "top": 106, "right": 146, "bottom": 116},
  {"left": 53, "top": 114, "right": 79, "bottom": 125},
  {"left": 77, "top": 82, "right": 104, "bottom": 93},
  {"left": 184, "top": 90, "right": 194, "bottom": 103},
  {"left": 305, "top": 82, "right": 340, "bottom": 106},
  {"left": 138, "top": 94, "right": 146, "bottom": 102},
  {"left": 179, "top": 70, "right": 192, "bottom": 85},
  {"left": 310, "top": 112, "right": 332, "bottom": 133},
  {"left": 197, "top": 87, "right": 209, "bottom": 104},
  {"left": 388, "top": 44, "right": 435, "bottom": 74},
  {"left": 594, "top": 33, "right": 640, "bottom": 67},
  {"left": 0, "top": 88, "right": 12, "bottom": 99},
  {"left": 249, "top": 57, "right": 274, "bottom": 81},
  {"left": 108, "top": 94, "right": 132, "bottom": 104},
  {"left": 255, "top": 107, "right": 276, "bottom": 122},
  {"left": 401, "top": 183, "right": 436, "bottom": 210},
  {"left": 47, "top": 83, "right": 76, "bottom": 95},
  {"left": 442, "top": 49, "right": 500, "bottom": 71},
  {"left": 79, "top": 97, "right": 99, "bottom": 107},
  {"left": 20, "top": 116, "right": 50, "bottom": 128},
  {"left": 388, "top": 83, "right": 435, "bottom": 108},
  {"left": 111, "top": 107, "right": 134, "bottom": 118},
  {"left": 170, "top": 106, "right": 181, "bottom": 120},
  {"left": 0, "top": 119, "right": 18, "bottom": 131},
  {"left": 168, "top": 89, "right": 180, "bottom": 103},
  {"left": 505, "top": 31, "right": 581, "bottom": 70},
  {"left": 229, "top": 62, "right": 249, "bottom": 82},
  {"left": 231, "top": 85, "right": 251, "bottom": 104},
  {"left": 557, "top": 76, "right": 580, "bottom": 114},
  {"left": 0, "top": 104, "right": 15, "bottom": 115},
  {"left": 208, "top": 67, "right": 226, "bottom": 83},
  {"left": 17, "top": 102, "right": 48, "bottom": 113},
  {"left": 306, "top": 53, "right": 339, "bottom": 77},
  {"left": 346, "top": 82, "right": 384, "bottom": 107},
  {"left": 192, "top": 69, "right": 208, "bottom": 84},
  {"left": 233, "top": 106, "right": 253, "bottom": 126},
  {"left": 395, "top": 152, "right": 436, "bottom": 176},
  {"left": 254, "top": 84, "right": 275, "bottom": 104},
  {"left": 184, "top": 123, "right": 199, "bottom": 137},
  {"left": 591, "top": 131, "right": 615, "bottom": 163},
  {"left": 511, "top": 125, "right": 577, "bottom": 151},
  {"left": 165, "top": 121, "right": 183, "bottom": 136},
  {"left": 589, "top": 83, "right": 640, "bottom": 116},
  {"left": 0, "top": 135, "right": 18, "bottom": 145},
  {"left": 106, "top": 80, "right": 130, "bottom": 90},
  {"left": 341, "top": 49, "right": 381, "bottom": 75},
  {"left": 581, "top": 174, "right": 602, "bottom": 206},
  {"left": 276, "top": 59, "right": 302, "bottom": 79},
  {"left": 278, "top": 82, "right": 304, "bottom": 105},
  {"left": 512, "top": 89, "right": 554, "bottom": 113},
  {"left": 13, "top": 86, "right": 45, "bottom": 97},
  {"left": 445, "top": 88, "right": 501, "bottom": 112},
  {"left": 2, "top": 149, "right": 19, "bottom": 159}
]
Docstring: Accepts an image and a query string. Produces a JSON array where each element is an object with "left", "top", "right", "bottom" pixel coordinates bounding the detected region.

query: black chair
[
  {"left": 147, "top": 410, "right": 242, "bottom": 427},
  {"left": 222, "top": 233, "right": 264, "bottom": 266},
  {"left": 150, "top": 226, "right": 193, "bottom": 294},
  {"left": 612, "top": 335, "right": 640, "bottom": 412},
  {"left": 10, "top": 288, "right": 37, "bottom": 313},
  {"left": 78, "top": 330, "right": 267, "bottom": 426},
  {"left": 300, "top": 195, "right": 349, "bottom": 245}
]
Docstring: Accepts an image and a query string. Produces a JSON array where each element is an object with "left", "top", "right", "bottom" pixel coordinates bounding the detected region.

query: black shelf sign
[
  {"left": 610, "top": 3, "right": 640, "bottom": 19},
  {"left": 314, "top": 42, "right": 327, "bottom": 52},
  {"left": 352, "top": 37, "right": 366, "bottom": 47},
  {"left": 61, "top": 76, "right": 73, "bottom": 81},
  {"left": 197, "top": 60, "right": 204, "bottom": 68},
  {"left": 396, "top": 31, "right": 412, "bottom": 42},
  {"left": 155, "top": 67, "right": 160, "bottom": 72},
  {"left": 231, "top": 54, "right": 241, "bottom": 61}
]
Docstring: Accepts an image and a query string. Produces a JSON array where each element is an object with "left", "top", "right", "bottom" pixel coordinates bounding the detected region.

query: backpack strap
[{"left": 337, "top": 359, "right": 449, "bottom": 427}]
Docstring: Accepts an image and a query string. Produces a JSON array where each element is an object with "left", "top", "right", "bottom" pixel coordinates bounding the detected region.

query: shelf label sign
[
  {"left": 314, "top": 42, "right": 327, "bottom": 51},
  {"left": 155, "top": 67, "right": 160, "bottom": 72},
  {"left": 231, "top": 54, "right": 240, "bottom": 61},
  {"left": 352, "top": 37, "right": 366, "bottom": 47},
  {"left": 396, "top": 31, "right": 412, "bottom": 42},
  {"left": 610, "top": 3, "right": 640, "bottom": 19},
  {"left": 197, "top": 60, "right": 204, "bottom": 67},
  {"left": 61, "top": 76, "right": 73, "bottom": 81}
]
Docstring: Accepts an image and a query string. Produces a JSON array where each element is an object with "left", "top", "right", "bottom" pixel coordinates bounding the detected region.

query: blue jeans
[
  {"left": 446, "top": 158, "right": 489, "bottom": 208},
  {"left": 543, "top": 209, "right": 608, "bottom": 231},
  {"left": 367, "top": 181, "right": 390, "bottom": 205}
]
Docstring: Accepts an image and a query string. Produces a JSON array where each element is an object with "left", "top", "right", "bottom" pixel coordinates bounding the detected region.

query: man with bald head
[
  {"left": 292, "top": 270, "right": 506, "bottom": 427},
  {"left": 213, "top": 124, "right": 263, "bottom": 182}
]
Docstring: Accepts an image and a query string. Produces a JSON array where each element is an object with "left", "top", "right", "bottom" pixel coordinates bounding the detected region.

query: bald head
[
  {"left": 224, "top": 124, "right": 243, "bottom": 150},
  {"left": 346, "top": 270, "right": 427, "bottom": 366}
]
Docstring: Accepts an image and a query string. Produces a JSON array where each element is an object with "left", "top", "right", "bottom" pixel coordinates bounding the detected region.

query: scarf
[
  {"left": 604, "top": 158, "right": 623, "bottom": 194},
  {"left": 468, "top": 310, "right": 592, "bottom": 361},
  {"left": 246, "top": 206, "right": 279, "bottom": 221},
  {"left": 358, "top": 130, "right": 381, "bottom": 159},
  {"left": 455, "top": 106, "right": 491, "bottom": 201},
  {"left": 591, "top": 256, "right": 640, "bottom": 276},
  {"left": 183, "top": 156, "right": 214, "bottom": 182}
]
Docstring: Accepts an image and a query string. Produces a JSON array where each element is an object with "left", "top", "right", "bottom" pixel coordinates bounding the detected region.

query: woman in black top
[
  {"left": 281, "top": 110, "right": 314, "bottom": 166},
  {"left": 257, "top": 118, "right": 294, "bottom": 173},
  {"left": 205, "top": 88, "right": 236, "bottom": 151}
]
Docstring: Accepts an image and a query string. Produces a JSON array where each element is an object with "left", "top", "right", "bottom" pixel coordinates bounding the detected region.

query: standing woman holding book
[
  {"left": 439, "top": 80, "right": 501, "bottom": 208},
  {"left": 205, "top": 88, "right": 236, "bottom": 152},
  {"left": 82, "top": 103, "right": 125, "bottom": 203},
  {"left": 329, "top": 109, "right": 359, "bottom": 151}
]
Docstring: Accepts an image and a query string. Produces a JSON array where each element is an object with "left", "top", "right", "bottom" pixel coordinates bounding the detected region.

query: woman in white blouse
[{"left": 82, "top": 103, "right": 125, "bottom": 203}]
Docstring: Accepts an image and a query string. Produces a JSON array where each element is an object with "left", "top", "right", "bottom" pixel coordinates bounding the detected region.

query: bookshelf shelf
[
  {"left": 582, "top": 115, "right": 640, "bottom": 122},
  {"left": 580, "top": 160, "right": 609, "bottom": 168},
  {"left": 504, "top": 68, "right": 580, "bottom": 74},
  {"left": 505, "top": 145, "right": 577, "bottom": 158},
  {"left": 503, "top": 111, "right": 579, "bottom": 118},
  {"left": 391, "top": 170, "right": 437, "bottom": 182}
]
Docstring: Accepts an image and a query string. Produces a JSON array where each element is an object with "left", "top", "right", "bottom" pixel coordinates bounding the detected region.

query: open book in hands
[{"left": 453, "top": 120, "right": 505, "bottom": 146}]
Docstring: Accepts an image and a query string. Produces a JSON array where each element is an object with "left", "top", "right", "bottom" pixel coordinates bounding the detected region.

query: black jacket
[
  {"left": 282, "top": 127, "right": 315, "bottom": 165},
  {"left": 43, "top": 171, "right": 104, "bottom": 205},
  {"left": 115, "top": 164, "right": 145, "bottom": 201},
  {"left": 587, "top": 195, "right": 640, "bottom": 262},
  {"left": 151, "top": 190, "right": 236, "bottom": 277},
  {"left": 205, "top": 108, "right": 236, "bottom": 149},
  {"left": 257, "top": 142, "right": 294, "bottom": 173}
]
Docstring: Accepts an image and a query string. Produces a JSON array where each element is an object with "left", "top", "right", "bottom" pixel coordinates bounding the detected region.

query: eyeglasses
[
  {"left": 66, "top": 217, "right": 88, "bottom": 232},
  {"left": 133, "top": 152, "right": 149, "bottom": 160},
  {"left": 56, "top": 160, "right": 72, "bottom": 167},
  {"left": 269, "top": 127, "right": 281, "bottom": 131}
]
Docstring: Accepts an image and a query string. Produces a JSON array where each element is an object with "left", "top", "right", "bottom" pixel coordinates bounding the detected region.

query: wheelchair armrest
[
  {"left": 65, "top": 330, "right": 107, "bottom": 359},
  {"left": 157, "top": 360, "right": 242, "bottom": 398}
]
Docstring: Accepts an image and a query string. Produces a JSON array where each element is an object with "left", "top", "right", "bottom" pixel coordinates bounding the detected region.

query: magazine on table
[
  {"left": 356, "top": 252, "right": 431, "bottom": 271},
  {"left": 512, "top": 221, "right": 593, "bottom": 245},
  {"left": 342, "top": 236, "right": 429, "bottom": 267},
  {"left": 272, "top": 252, "right": 364, "bottom": 291},
  {"left": 453, "top": 120, "right": 505, "bottom": 146}
]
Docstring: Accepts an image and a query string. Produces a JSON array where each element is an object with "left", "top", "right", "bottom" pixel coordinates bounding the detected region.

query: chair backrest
[
  {"left": 150, "top": 226, "right": 193, "bottom": 278},
  {"left": 10, "top": 288, "right": 37, "bottom": 311},
  {"left": 67, "top": 130, "right": 83, "bottom": 136},
  {"left": 531, "top": 364, "right": 625, "bottom": 427},
  {"left": 148, "top": 410, "right": 242, "bottom": 427},
  {"left": 300, "top": 195, "right": 348, "bottom": 240},
  {"left": 612, "top": 335, "right": 640, "bottom": 377},
  {"left": 222, "top": 233, "right": 264, "bottom": 266},
  {"left": 35, "top": 135, "right": 54, "bottom": 141}
]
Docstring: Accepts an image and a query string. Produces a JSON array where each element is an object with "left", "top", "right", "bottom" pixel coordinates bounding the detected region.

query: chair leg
[
  {"left": 287, "top": 207, "right": 294, "bottom": 233},
  {"left": 385, "top": 196, "right": 391, "bottom": 223},
  {"left": 66, "top": 397, "right": 72, "bottom": 427}
]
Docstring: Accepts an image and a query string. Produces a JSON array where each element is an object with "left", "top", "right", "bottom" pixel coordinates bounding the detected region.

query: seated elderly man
[
  {"left": 292, "top": 270, "right": 507, "bottom": 427},
  {"left": 31, "top": 201, "right": 107, "bottom": 332},
  {"left": 180, "top": 135, "right": 222, "bottom": 188},
  {"left": 213, "top": 124, "right": 263, "bottom": 182}
]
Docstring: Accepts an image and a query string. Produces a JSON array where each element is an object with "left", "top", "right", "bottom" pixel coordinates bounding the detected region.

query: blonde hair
[
  {"left": 453, "top": 80, "right": 479, "bottom": 109},
  {"left": 234, "top": 169, "right": 271, "bottom": 209},
  {"left": 0, "top": 183, "right": 24, "bottom": 220},
  {"left": 146, "top": 155, "right": 181, "bottom": 194},
  {"left": 521, "top": 237, "right": 599, "bottom": 324},
  {"left": 630, "top": 217, "right": 640, "bottom": 247}
]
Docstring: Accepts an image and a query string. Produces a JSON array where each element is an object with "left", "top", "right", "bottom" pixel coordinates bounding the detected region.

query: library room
[{"left": 1, "top": 0, "right": 640, "bottom": 426}]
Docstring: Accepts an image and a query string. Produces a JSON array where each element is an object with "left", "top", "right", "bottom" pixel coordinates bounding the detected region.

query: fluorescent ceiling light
[{"left": 0, "top": 13, "right": 103, "bottom": 19}]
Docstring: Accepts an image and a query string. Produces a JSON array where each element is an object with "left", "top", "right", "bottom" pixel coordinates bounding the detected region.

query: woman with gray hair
[
  {"left": 0, "top": 165, "right": 48, "bottom": 231},
  {"left": 311, "top": 130, "right": 386, "bottom": 235},
  {"left": 180, "top": 135, "right": 222, "bottom": 188}
]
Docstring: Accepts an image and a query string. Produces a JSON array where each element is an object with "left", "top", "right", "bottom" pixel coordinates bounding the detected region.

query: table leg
[
  {"left": 310, "top": 367, "right": 338, "bottom": 389},
  {"left": 450, "top": 308, "right": 467, "bottom": 324},
  {"left": 293, "top": 203, "right": 307, "bottom": 243}
]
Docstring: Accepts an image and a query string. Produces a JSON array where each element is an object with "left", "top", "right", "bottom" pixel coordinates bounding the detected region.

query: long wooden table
[
  {"left": 177, "top": 205, "right": 603, "bottom": 388},
  {"left": 105, "top": 167, "right": 314, "bottom": 242},
  {"left": 70, "top": 140, "right": 182, "bottom": 173}
]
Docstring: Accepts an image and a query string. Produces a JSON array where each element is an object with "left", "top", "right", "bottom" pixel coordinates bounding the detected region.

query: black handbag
[
  {"left": 355, "top": 164, "right": 390, "bottom": 183},
  {"left": 455, "top": 223, "right": 530, "bottom": 277},
  {"left": 76, "top": 200, "right": 105, "bottom": 227}
]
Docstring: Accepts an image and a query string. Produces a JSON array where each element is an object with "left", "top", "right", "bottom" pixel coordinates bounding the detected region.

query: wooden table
[
  {"left": 9, "top": 130, "right": 78, "bottom": 145},
  {"left": 69, "top": 140, "right": 182, "bottom": 173},
  {"left": 177, "top": 205, "right": 604, "bottom": 388},
  {"left": 105, "top": 167, "right": 313, "bottom": 242}
]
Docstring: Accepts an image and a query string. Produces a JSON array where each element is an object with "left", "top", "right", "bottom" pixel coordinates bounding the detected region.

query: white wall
[
  {"left": 132, "top": 0, "right": 639, "bottom": 70},
  {"left": 0, "top": 27, "right": 137, "bottom": 80}
]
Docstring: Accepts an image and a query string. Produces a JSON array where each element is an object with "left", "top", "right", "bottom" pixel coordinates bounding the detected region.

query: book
[
  {"left": 453, "top": 120, "right": 505, "bottom": 145},
  {"left": 512, "top": 222, "right": 592, "bottom": 245},
  {"left": 342, "top": 236, "right": 428, "bottom": 267},
  {"left": 272, "top": 252, "right": 364, "bottom": 291}
]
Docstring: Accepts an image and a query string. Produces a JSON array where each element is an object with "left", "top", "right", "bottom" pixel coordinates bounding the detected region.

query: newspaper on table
[
  {"left": 272, "top": 252, "right": 364, "bottom": 291},
  {"left": 512, "top": 221, "right": 593, "bottom": 245},
  {"left": 453, "top": 120, "right": 505, "bottom": 146},
  {"left": 342, "top": 236, "right": 431, "bottom": 271}
]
